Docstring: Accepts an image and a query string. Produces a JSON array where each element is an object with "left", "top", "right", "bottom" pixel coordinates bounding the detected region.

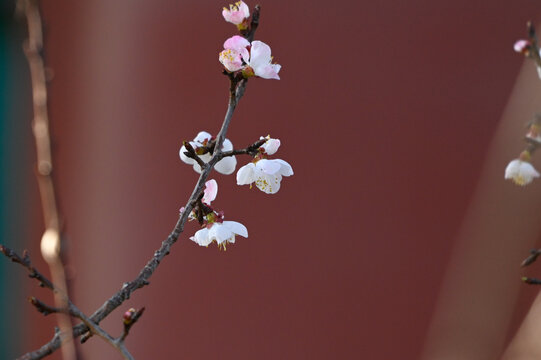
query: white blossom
[
  {"left": 505, "top": 159, "right": 540, "bottom": 186},
  {"left": 179, "top": 131, "right": 237, "bottom": 175},
  {"left": 237, "top": 158, "right": 293, "bottom": 194},
  {"left": 190, "top": 221, "right": 248, "bottom": 249}
]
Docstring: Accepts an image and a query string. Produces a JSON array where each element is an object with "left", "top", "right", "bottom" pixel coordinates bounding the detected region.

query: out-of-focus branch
[{"left": 18, "top": 0, "right": 76, "bottom": 358}]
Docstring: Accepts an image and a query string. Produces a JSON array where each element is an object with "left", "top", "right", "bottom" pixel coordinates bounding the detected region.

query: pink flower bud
[{"left": 514, "top": 39, "right": 531, "bottom": 54}]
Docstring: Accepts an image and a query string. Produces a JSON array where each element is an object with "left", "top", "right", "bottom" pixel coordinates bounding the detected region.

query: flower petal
[
  {"left": 208, "top": 223, "right": 234, "bottom": 244},
  {"left": 203, "top": 179, "right": 218, "bottom": 204},
  {"left": 255, "top": 64, "right": 281, "bottom": 80},
  {"left": 191, "top": 228, "right": 212, "bottom": 246},
  {"left": 237, "top": 163, "right": 256, "bottom": 185},
  {"left": 215, "top": 156, "right": 237, "bottom": 175},
  {"left": 260, "top": 137, "right": 281, "bottom": 155},
  {"left": 224, "top": 35, "right": 250, "bottom": 52},
  {"left": 194, "top": 131, "right": 212, "bottom": 144},
  {"left": 257, "top": 159, "right": 281, "bottom": 174},
  {"left": 274, "top": 159, "right": 294, "bottom": 176},
  {"left": 255, "top": 172, "right": 281, "bottom": 194},
  {"left": 249, "top": 41, "right": 272, "bottom": 69},
  {"left": 222, "top": 138, "right": 234, "bottom": 151},
  {"left": 223, "top": 220, "right": 248, "bottom": 238}
]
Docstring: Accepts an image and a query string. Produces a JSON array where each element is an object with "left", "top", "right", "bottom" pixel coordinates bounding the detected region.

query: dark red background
[{"left": 9, "top": 0, "right": 541, "bottom": 359}]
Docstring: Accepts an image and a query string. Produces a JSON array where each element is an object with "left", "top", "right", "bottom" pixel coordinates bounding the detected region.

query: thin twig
[{"left": 218, "top": 138, "right": 267, "bottom": 159}]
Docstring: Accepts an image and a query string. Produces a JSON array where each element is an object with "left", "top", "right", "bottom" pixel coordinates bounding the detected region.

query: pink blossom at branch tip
[
  {"left": 203, "top": 179, "right": 218, "bottom": 205},
  {"left": 219, "top": 36, "right": 250, "bottom": 72},
  {"left": 222, "top": 1, "right": 250, "bottom": 26},
  {"left": 259, "top": 136, "right": 281, "bottom": 155},
  {"left": 514, "top": 39, "right": 531, "bottom": 53}
]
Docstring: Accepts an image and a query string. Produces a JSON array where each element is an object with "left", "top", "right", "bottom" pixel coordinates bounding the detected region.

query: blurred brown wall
[{"left": 11, "top": 0, "right": 541, "bottom": 359}]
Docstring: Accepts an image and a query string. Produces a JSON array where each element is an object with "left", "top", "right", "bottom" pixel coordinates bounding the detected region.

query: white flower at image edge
[
  {"left": 237, "top": 159, "right": 293, "bottom": 194},
  {"left": 179, "top": 131, "right": 237, "bottom": 175},
  {"left": 505, "top": 159, "right": 540, "bottom": 185},
  {"left": 190, "top": 221, "right": 248, "bottom": 247}
]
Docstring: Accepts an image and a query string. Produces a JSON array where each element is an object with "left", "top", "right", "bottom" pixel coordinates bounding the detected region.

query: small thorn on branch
[
  {"left": 28, "top": 296, "right": 66, "bottom": 316},
  {"left": 521, "top": 249, "right": 541, "bottom": 267}
]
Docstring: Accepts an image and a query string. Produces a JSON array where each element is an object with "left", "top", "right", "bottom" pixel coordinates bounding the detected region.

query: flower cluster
[
  {"left": 180, "top": 2, "right": 292, "bottom": 248},
  {"left": 219, "top": 1, "right": 280, "bottom": 80},
  {"left": 185, "top": 179, "right": 248, "bottom": 250},
  {"left": 237, "top": 136, "right": 293, "bottom": 194},
  {"left": 180, "top": 133, "right": 293, "bottom": 194},
  {"left": 219, "top": 36, "right": 281, "bottom": 80}
]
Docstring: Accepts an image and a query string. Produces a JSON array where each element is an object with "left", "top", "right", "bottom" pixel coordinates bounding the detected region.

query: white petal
[
  {"left": 274, "top": 159, "right": 294, "bottom": 176},
  {"left": 257, "top": 159, "right": 281, "bottom": 175},
  {"left": 223, "top": 221, "right": 248, "bottom": 238},
  {"left": 194, "top": 131, "right": 212, "bottom": 143},
  {"left": 255, "top": 64, "right": 281, "bottom": 80},
  {"left": 255, "top": 172, "right": 281, "bottom": 194},
  {"left": 504, "top": 159, "right": 521, "bottom": 179},
  {"left": 208, "top": 223, "right": 233, "bottom": 244},
  {"left": 505, "top": 159, "right": 540, "bottom": 185},
  {"left": 191, "top": 228, "right": 211, "bottom": 246},
  {"left": 222, "top": 138, "right": 234, "bottom": 151},
  {"left": 192, "top": 162, "right": 203, "bottom": 174},
  {"left": 215, "top": 156, "right": 237, "bottom": 175},
  {"left": 237, "top": 163, "right": 256, "bottom": 185},
  {"left": 239, "top": 1, "right": 250, "bottom": 17},
  {"left": 249, "top": 41, "right": 272, "bottom": 70},
  {"left": 261, "top": 138, "right": 280, "bottom": 155}
]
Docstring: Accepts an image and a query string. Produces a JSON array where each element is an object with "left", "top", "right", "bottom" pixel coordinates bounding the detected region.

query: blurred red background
[{"left": 5, "top": 0, "right": 541, "bottom": 359}]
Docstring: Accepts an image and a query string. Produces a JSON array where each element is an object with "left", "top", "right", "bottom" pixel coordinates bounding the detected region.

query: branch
[
  {"left": 15, "top": 62, "right": 251, "bottom": 360},
  {"left": 182, "top": 141, "right": 207, "bottom": 170},
  {"left": 0, "top": 245, "right": 54, "bottom": 290},
  {"left": 217, "top": 138, "right": 267, "bottom": 159},
  {"left": 18, "top": 0, "right": 76, "bottom": 357},
  {"left": 12, "top": 3, "right": 263, "bottom": 359}
]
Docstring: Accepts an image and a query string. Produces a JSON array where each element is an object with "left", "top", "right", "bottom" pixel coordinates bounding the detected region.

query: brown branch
[
  {"left": 0, "top": 245, "right": 54, "bottom": 290},
  {"left": 218, "top": 138, "right": 267, "bottom": 159},
  {"left": 242, "top": 4, "right": 260, "bottom": 42},
  {"left": 29, "top": 297, "right": 68, "bottom": 316},
  {"left": 521, "top": 248, "right": 541, "bottom": 267},
  {"left": 15, "top": 63, "right": 251, "bottom": 360},
  {"left": 12, "top": 3, "right": 265, "bottom": 359}
]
